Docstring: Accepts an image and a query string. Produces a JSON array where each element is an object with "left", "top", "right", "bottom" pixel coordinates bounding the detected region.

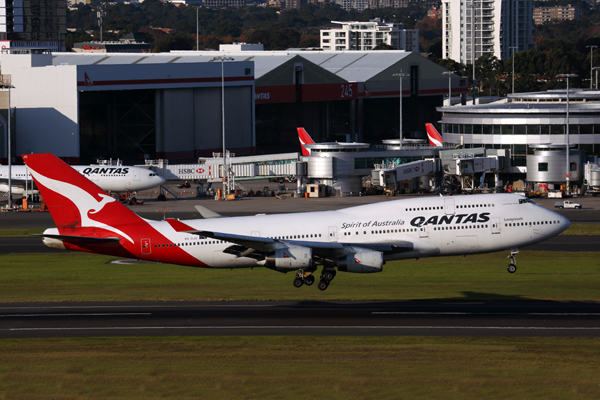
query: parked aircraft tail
[
  {"left": 425, "top": 123, "right": 443, "bottom": 147},
  {"left": 297, "top": 127, "right": 315, "bottom": 156},
  {"left": 22, "top": 153, "right": 142, "bottom": 233}
]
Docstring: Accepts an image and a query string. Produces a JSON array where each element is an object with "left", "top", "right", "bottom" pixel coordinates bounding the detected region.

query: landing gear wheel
[
  {"left": 322, "top": 269, "right": 336, "bottom": 282},
  {"left": 304, "top": 275, "right": 315, "bottom": 286},
  {"left": 157, "top": 194, "right": 166, "bottom": 201},
  {"left": 506, "top": 250, "right": 518, "bottom": 274},
  {"left": 293, "top": 277, "right": 304, "bottom": 288},
  {"left": 318, "top": 280, "right": 329, "bottom": 291}
]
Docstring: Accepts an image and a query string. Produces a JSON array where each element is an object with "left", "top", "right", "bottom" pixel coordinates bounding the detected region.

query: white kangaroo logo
[{"left": 29, "top": 168, "right": 134, "bottom": 243}]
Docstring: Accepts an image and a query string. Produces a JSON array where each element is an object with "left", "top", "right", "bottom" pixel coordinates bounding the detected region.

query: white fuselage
[
  {"left": 137, "top": 193, "right": 570, "bottom": 268},
  {"left": 0, "top": 164, "right": 165, "bottom": 194}
]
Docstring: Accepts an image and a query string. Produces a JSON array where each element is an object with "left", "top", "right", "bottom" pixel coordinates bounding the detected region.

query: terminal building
[{"left": 438, "top": 89, "right": 600, "bottom": 188}]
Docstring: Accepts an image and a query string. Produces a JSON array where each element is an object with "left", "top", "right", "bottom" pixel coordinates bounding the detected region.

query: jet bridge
[
  {"left": 371, "top": 159, "right": 441, "bottom": 194},
  {"left": 439, "top": 148, "right": 506, "bottom": 192},
  {"left": 143, "top": 152, "right": 303, "bottom": 196}
]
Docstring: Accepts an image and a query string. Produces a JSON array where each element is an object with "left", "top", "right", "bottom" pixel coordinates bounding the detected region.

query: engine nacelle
[
  {"left": 264, "top": 246, "right": 313, "bottom": 271},
  {"left": 337, "top": 248, "right": 383, "bottom": 273}
]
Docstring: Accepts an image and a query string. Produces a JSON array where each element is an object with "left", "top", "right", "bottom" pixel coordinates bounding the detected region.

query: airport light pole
[
  {"left": 393, "top": 70, "right": 408, "bottom": 147},
  {"left": 587, "top": 45, "right": 597, "bottom": 89},
  {"left": 556, "top": 73, "right": 578, "bottom": 194},
  {"left": 196, "top": 6, "right": 200, "bottom": 51},
  {"left": 468, "top": 1, "right": 476, "bottom": 103},
  {"left": 593, "top": 67, "right": 600, "bottom": 90},
  {"left": 442, "top": 71, "right": 452, "bottom": 105},
  {"left": 4, "top": 84, "right": 13, "bottom": 209},
  {"left": 213, "top": 56, "right": 234, "bottom": 199},
  {"left": 510, "top": 46, "right": 518, "bottom": 94}
]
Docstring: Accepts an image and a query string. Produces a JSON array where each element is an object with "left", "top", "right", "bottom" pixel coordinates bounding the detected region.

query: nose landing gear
[{"left": 507, "top": 249, "right": 519, "bottom": 274}]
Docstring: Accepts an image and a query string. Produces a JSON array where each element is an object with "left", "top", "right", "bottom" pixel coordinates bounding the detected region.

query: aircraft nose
[{"left": 559, "top": 214, "right": 571, "bottom": 233}]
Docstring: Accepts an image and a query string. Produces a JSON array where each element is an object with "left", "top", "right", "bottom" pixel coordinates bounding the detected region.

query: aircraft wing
[{"left": 166, "top": 218, "right": 416, "bottom": 258}]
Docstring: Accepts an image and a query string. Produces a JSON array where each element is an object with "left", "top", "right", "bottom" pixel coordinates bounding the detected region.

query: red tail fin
[
  {"left": 22, "top": 153, "right": 142, "bottom": 237},
  {"left": 425, "top": 123, "right": 443, "bottom": 147},
  {"left": 297, "top": 127, "right": 315, "bottom": 156}
]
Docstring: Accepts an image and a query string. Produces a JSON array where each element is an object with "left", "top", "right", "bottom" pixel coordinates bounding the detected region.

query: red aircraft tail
[
  {"left": 22, "top": 153, "right": 142, "bottom": 236},
  {"left": 425, "top": 123, "right": 443, "bottom": 147},
  {"left": 297, "top": 127, "right": 315, "bottom": 156}
]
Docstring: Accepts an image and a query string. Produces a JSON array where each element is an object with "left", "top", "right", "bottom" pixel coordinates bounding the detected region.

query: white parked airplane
[
  {"left": 0, "top": 163, "right": 165, "bottom": 195},
  {"left": 24, "top": 153, "right": 570, "bottom": 291}
]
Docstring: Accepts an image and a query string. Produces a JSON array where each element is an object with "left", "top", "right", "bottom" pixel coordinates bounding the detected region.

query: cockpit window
[{"left": 519, "top": 198, "right": 534, "bottom": 204}]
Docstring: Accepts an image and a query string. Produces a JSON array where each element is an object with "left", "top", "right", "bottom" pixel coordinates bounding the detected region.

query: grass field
[
  {"left": 1, "top": 239, "right": 598, "bottom": 399},
  {"left": 1, "top": 251, "right": 599, "bottom": 302},
  {"left": 0, "top": 336, "right": 598, "bottom": 399}
]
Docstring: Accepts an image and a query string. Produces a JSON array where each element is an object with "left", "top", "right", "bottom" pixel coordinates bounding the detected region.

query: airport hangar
[{"left": 0, "top": 49, "right": 467, "bottom": 165}]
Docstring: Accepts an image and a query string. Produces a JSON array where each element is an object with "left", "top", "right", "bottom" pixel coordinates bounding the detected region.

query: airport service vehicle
[
  {"left": 0, "top": 163, "right": 165, "bottom": 195},
  {"left": 554, "top": 200, "right": 581, "bottom": 209},
  {"left": 24, "top": 153, "right": 570, "bottom": 291}
]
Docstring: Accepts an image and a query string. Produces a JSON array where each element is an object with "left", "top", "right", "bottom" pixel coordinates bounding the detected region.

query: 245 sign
[{"left": 340, "top": 83, "right": 354, "bottom": 99}]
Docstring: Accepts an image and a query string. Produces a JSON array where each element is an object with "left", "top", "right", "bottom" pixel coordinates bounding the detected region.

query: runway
[{"left": 1, "top": 301, "right": 599, "bottom": 338}]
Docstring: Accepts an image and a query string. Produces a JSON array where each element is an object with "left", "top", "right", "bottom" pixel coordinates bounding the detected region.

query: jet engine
[
  {"left": 263, "top": 246, "right": 313, "bottom": 271},
  {"left": 337, "top": 248, "right": 383, "bottom": 273}
]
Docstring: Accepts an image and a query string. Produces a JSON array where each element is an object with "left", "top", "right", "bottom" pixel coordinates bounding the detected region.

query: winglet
[
  {"left": 297, "top": 127, "right": 315, "bottom": 156},
  {"left": 425, "top": 123, "right": 443, "bottom": 147},
  {"left": 194, "top": 205, "right": 224, "bottom": 219}
]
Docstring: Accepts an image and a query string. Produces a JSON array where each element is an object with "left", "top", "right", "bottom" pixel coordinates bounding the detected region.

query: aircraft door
[
  {"left": 141, "top": 238, "right": 151, "bottom": 255},
  {"left": 251, "top": 231, "right": 260, "bottom": 237},
  {"left": 133, "top": 170, "right": 140, "bottom": 181},
  {"left": 328, "top": 226, "right": 338, "bottom": 242},
  {"left": 444, "top": 198, "right": 455, "bottom": 215},
  {"left": 491, "top": 218, "right": 501, "bottom": 234},
  {"left": 419, "top": 225, "right": 429, "bottom": 238}
]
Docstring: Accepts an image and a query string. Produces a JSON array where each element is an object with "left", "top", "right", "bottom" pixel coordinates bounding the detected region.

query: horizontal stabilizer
[
  {"left": 194, "top": 205, "right": 224, "bottom": 219},
  {"left": 37, "top": 234, "right": 121, "bottom": 243}
]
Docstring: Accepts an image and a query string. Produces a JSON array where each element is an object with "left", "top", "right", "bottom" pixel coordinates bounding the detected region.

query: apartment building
[
  {"left": 320, "top": 19, "right": 419, "bottom": 52},
  {"left": 533, "top": 5, "right": 580, "bottom": 24},
  {"left": 0, "top": 0, "right": 66, "bottom": 52},
  {"left": 442, "top": 0, "right": 536, "bottom": 62}
]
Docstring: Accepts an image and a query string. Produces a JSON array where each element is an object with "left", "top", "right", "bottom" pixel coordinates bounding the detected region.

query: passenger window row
[
  {"left": 343, "top": 228, "right": 417, "bottom": 236},
  {"left": 406, "top": 203, "right": 495, "bottom": 212},
  {"left": 505, "top": 220, "right": 560, "bottom": 227},
  {"left": 433, "top": 224, "right": 488, "bottom": 231}
]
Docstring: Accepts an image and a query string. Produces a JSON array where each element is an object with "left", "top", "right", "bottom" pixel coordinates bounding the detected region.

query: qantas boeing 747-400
[{"left": 24, "top": 153, "right": 570, "bottom": 291}]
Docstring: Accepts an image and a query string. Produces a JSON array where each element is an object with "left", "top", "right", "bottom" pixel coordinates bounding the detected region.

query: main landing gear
[
  {"left": 293, "top": 270, "right": 316, "bottom": 288},
  {"left": 318, "top": 269, "right": 336, "bottom": 291},
  {"left": 507, "top": 249, "right": 519, "bottom": 274},
  {"left": 292, "top": 268, "right": 336, "bottom": 291}
]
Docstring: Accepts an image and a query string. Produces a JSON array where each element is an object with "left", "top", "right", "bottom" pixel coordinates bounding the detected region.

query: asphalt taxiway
[{"left": 1, "top": 301, "right": 599, "bottom": 338}]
